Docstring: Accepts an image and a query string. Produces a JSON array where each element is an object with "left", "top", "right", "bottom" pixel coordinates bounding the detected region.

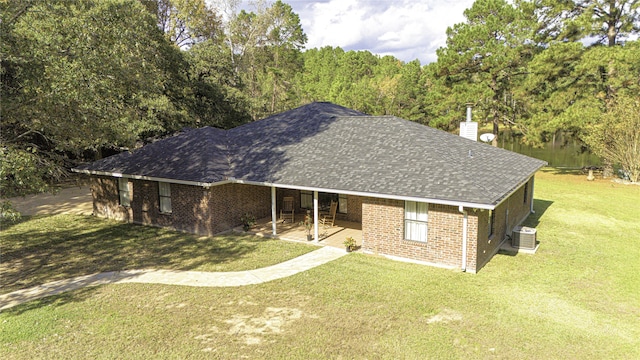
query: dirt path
[{"left": 8, "top": 186, "right": 93, "bottom": 216}]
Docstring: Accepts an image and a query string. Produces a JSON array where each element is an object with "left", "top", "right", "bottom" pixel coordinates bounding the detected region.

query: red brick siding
[
  {"left": 345, "top": 195, "right": 363, "bottom": 223},
  {"left": 361, "top": 197, "right": 404, "bottom": 255},
  {"left": 91, "top": 177, "right": 131, "bottom": 221},
  {"left": 475, "top": 178, "right": 535, "bottom": 270},
  {"left": 90, "top": 176, "right": 270, "bottom": 235},
  {"left": 209, "top": 183, "right": 271, "bottom": 234},
  {"left": 465, "top": 211, "right": 480, "bottom": 272},
  {"left": 361, "top": 198, "right": 464, "bottom": 268}
]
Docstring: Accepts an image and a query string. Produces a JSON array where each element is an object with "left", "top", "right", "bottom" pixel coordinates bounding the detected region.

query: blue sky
[{"left": 220, "top": 0, "right": 476, "bottom": 64}]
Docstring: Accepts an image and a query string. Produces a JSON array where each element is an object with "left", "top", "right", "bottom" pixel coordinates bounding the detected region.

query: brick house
[{"left": 74, "top": 102, "right": 546, "bottom": 273}]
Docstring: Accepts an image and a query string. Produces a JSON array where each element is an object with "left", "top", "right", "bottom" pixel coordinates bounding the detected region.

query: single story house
[{"left": 74, "top": 102, "right": 546, "bottom": 273}]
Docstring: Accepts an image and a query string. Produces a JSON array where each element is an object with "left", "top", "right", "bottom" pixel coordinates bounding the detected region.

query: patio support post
[
  {"left": 313, "top": 190, "right": 319, "bottom": 241},
  {"left": 271, "top": 186, "right": 277, "bottom": 236}
]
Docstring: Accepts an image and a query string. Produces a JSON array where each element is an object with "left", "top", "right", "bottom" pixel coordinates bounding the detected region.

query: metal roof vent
[{"left": 459, "top": 103, "right": 477, "bottom": 141}]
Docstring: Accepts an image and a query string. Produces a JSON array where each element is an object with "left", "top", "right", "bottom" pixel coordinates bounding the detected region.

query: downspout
[
  {"left": 313, "top": 191, "right": 319, "bottom": 242},
  {"left": 458, "top": 206, "right": 468, "bottom": 272},
  {"left": 530, "top": 177, "right": 536, "bottom": 213}
]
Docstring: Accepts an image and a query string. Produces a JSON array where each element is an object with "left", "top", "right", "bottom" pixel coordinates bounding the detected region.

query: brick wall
[
  {"left": 475, "top": 178, "right": 534, "bottom": 270},
  {"left": 91, "top": 176, "right": 131, "bottom": 221},
  {"left": 345, "top": 195, "right": 363, "bottom": 222},
  {"left": 465, "top": 211, "right": 479, "bottom": 271},
  {"left": 90, "top": 176, "right": 270, "bottom": 235},
  {"left": 210, "top": 183, "right": 271, "bottom": 234},
  {"left": 361, "top": 198, "right": 471, "bottom": 269}
]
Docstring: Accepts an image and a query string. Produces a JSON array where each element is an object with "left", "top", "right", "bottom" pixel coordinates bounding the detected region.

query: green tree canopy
[
  {"left": 523, "top": 0, "right": 640, "bottom": 45},
  {"left": 429, "top": 0, "right": 537, "bottom": 143},
  {"left": 1, "top": 0, "right": 191, "bottom": 197},
  {"left": 142, "top": 0, "right": 222, "bottom": 47}
]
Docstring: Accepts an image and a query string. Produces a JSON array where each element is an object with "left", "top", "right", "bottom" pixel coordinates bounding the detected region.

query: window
[
  {"left": 523, "top": 180, "right": 529, "bottom": 204},
  {"left": 338, "top": 194, "right": 348, "bottom": 214},
  {"left": 318, "top": 192, "right": 347, "bottom": 214},
  {"left": 300, "top": 190, "right": 313, "bottom": 209},
  {"left": 488, "top": 209, "right": 495, "bottom": 237},
  {"left": 302, "top": 192, "right": 348, "bottom": 214},
  {"left": 118, "top": 178, "right": 130, "bottom": 207},
  {"left": 405, "top": 201, "right": 428, "bottom": 242},
  {"left": 159, "top": 182, "right": 172, "bottom": 213}
]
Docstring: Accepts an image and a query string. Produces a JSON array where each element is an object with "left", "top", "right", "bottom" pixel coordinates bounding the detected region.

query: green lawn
[
  {"left": 1, "top": 169, "right": 639, "bottom": 359},
  {"left": 0, "top": 215, "right": 316, "bottom": 294}
]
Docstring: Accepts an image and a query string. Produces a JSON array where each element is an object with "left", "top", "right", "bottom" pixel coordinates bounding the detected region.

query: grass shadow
[
  {"left": 0, "top": 213, "right": 35, "bottom": 232},
  {"left": 522, "top": 198, "right": 554, "bottom": 228},
  {"left": 0, "top": 214, "right": 315, "bottom": 297},
  {"left": 540, "top": 167, "right": 584, "bottom": 176},
  {"left": 497, "top": 198, "right": 552, "bottom": 257},
  {"left": 1, "top": 286, "right": 99, "bottom": 316}
]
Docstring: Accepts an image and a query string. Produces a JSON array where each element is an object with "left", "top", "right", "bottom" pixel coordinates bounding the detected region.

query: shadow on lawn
[
  {"left": 497, "top": 198, "right": 553, "bottom": 257},
  {"left": 2, "top": 286, "right": 100, "bottom": 316},
  {"left": 540, "top": 167, "right": 584, "bottom": 176},
  {"left": 523, "top": 198, "right": 554, "bottom": 228},
  {"left": 0, "top": 270, "right": 150, "bottom": 315},
  {"left": 0, "top": 215, "right": 262, "bottom": 297}
]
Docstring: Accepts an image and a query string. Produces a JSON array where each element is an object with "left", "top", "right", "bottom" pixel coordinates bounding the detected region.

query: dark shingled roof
[{"left": 75, "top": 102, "right": 547, "bottom": 207}]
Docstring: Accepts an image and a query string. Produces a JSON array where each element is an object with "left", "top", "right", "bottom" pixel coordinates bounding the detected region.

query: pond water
[{"left": 495, "top": 131, "right": 601, "bottom": 168}]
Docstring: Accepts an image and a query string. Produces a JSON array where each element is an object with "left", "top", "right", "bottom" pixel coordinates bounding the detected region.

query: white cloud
[
  {"left": 232, "top": 0, "right": 475, "bottom": 64},
  {"left": 292, "top": 0, "right": 474, "bottom": 64}
]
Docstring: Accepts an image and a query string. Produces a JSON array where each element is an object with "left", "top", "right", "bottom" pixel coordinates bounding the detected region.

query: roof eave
[
  {"left": 492, "top": 163, "right": 547, "bottom": 208},
  {"left": 229, "top": 178, "right": 496, "bottom": 210},
  {"left": 71, "top": 168, "right": 227, "bottom": 188}
]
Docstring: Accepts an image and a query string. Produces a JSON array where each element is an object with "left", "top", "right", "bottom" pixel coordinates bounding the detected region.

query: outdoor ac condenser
[{"left": 512, "top": 226, "right": 537, "bottom": 249}]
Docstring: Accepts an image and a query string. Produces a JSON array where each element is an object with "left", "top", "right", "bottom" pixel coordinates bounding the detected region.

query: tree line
[{"left": 2, "top": 0, "right": 639, "bottom": 214}]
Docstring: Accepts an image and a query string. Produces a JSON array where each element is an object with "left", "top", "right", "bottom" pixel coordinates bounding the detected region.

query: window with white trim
[
  {"left": 338, "top": 194, "right": 348, "bottom": 214},
  {"left": 118, "top": 178, "right": 130, "bottom": 207},
  {"left": 488, "top": 209, "right": 495, "bottom": 237},
  {"left": 300, "top": 190, "right": 313, "bottom": 209},
  {"left": 159, "top": 182, "right": 172, "bottom": 213},
  {"left": 404, "top": 201, "right": 428, "bottom": 242}
]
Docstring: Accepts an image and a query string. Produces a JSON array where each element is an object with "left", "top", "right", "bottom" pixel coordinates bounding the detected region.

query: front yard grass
[
  {"left": 1, "top": 168, "right": 639, "bottom": 359},
  {"left": 0, "top": 215, "right": 316, "bottom": 294}
]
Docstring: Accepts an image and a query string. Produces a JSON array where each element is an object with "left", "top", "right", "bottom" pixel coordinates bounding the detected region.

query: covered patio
[{"left": 238, "top": 214, "right": 362, "bottom": 250}]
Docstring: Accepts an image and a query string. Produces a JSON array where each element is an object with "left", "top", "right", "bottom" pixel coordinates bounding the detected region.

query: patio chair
[
  {"left": 280, "top": 196, "right": 295, "bottom": 223},
  {"left": 320, "top": 201, "right": 337, "bottom": 228}
]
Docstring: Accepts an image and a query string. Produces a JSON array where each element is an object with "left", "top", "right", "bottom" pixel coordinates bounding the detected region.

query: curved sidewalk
[{"left": 0, "top": 246, "right": 346, "bottom": 312}]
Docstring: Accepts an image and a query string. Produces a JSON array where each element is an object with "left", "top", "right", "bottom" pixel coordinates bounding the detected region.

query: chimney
[{"left": 459, "top": 103, "right": 477, "bottom": 141}]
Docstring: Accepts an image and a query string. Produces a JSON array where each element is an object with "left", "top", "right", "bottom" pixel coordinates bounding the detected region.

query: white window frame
[
  {"left": 300, "top": 190, "right": 313, "bottom": 209},
  {"left": 159, "top": 182, "right": 172, "bottom": 214},
  {"left": 118, "top": 178, "right": 130, "bottom": 207},
  {"left": 338, "top": 194, "right": 348, "bottom": 214},
  {"left": 488, "top": 209, "right": 495, "bottom": 238},
  {"left": 404, "top": 201, "right": 428, "bottom": 242}
]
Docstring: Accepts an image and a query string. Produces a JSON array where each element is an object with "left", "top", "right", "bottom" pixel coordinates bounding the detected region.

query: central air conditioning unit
[{"left": 512, "top": 226, "right": 537, "bottom": 249}]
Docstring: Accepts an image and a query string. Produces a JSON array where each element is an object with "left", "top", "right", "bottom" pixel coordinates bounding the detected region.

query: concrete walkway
[{"left": 0, "top": 246, "right": 346, "bottom": 312}]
